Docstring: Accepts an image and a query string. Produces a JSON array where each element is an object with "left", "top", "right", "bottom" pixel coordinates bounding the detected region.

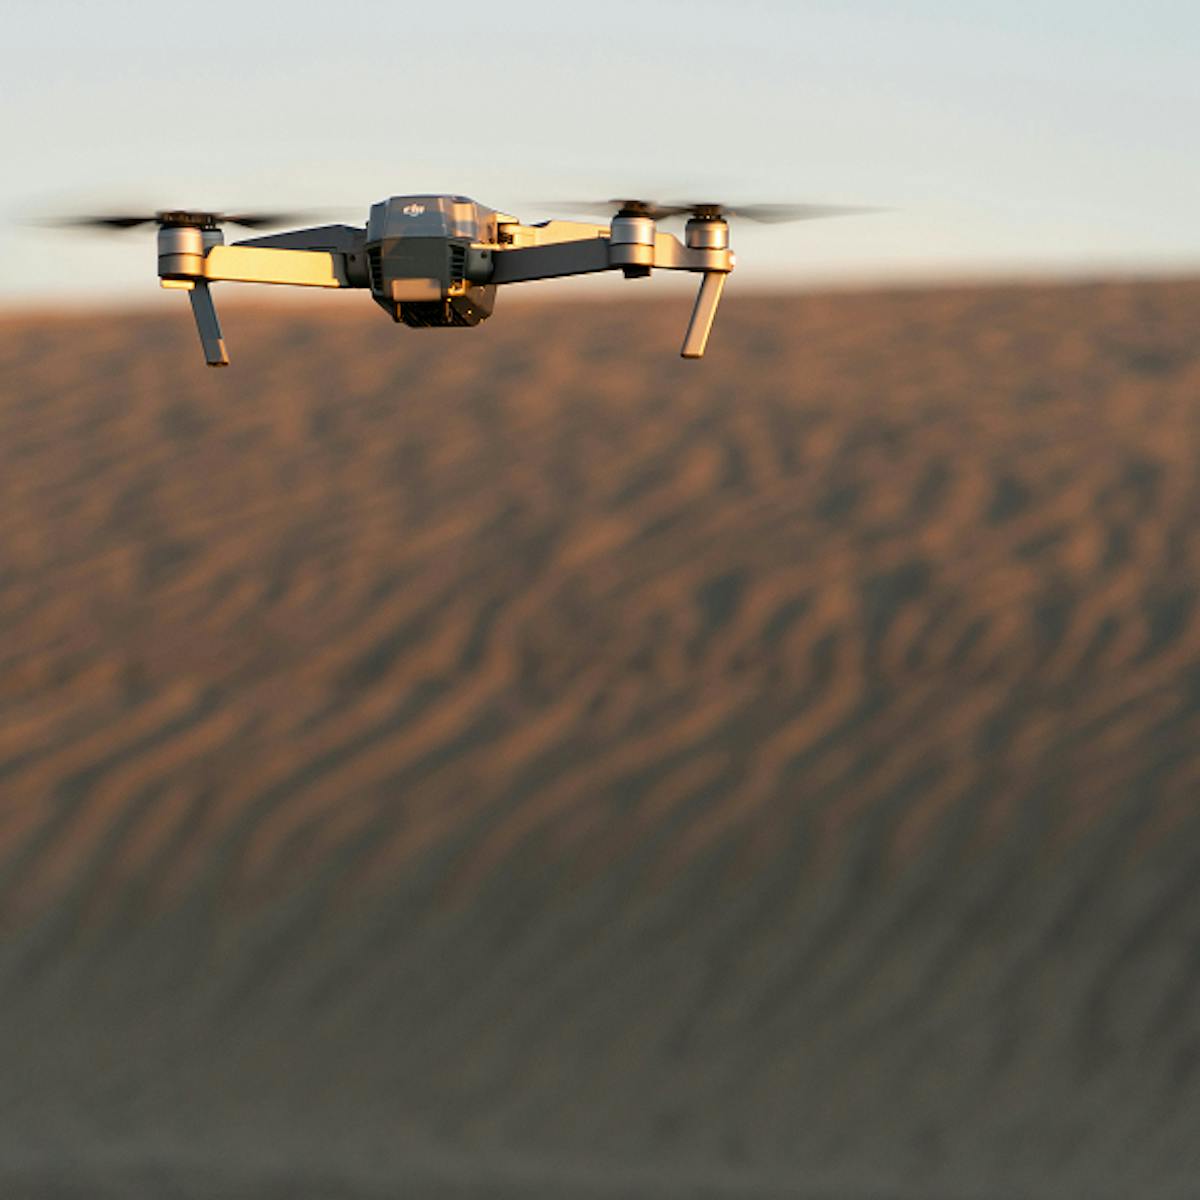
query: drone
[{"left": 64, "top": 196, "right": 871, "bottom": 366}]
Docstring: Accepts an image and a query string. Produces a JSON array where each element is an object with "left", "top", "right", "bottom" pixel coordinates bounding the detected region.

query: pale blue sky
[{"left": 3, "top": 0, "right": 1198, "bottom": 301}]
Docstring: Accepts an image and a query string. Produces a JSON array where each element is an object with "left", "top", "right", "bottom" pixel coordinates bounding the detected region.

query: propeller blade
[
  {"left": 43, "top": 214, "right": 160, "bottom": 230},
  {"left": 219, "top": 211, "right": 321, "bottom": 229},
  {"left": 536, "top": 199, "right": 883, "bottom": 223},
  {"left": 721, "top": 203, "right": 882, "bottom": 223},
  {"left": 35, "top": 209, "right": 333, "bottom": 233},
  {"left": 537, "top": 200, "right": 688, "bottom": 221}
]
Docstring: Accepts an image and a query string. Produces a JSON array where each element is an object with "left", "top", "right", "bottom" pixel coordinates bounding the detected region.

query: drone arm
[
  {"left": 489, "top": 231, "right": 732, "bottom": 286},
  {"left": 489, "top": 238, "right": 612, "bottom": 284},
  {"left": 188, "top": 281, "right": 229, "bottom": 367},
  {"left": 654, "top": 232, "right": 733, "bottom": 359},
  {"left": 680, "top": 271, "right": 726, "bottom": 360},
  {"left": 498, "top": 219, "right": 611, "bottom": 248},
  {"left": 156, "top": 226, "right": 356, "bottom": 367},
  {"left": 203, "top": 245, "right": 350, "bottom": 288},
  {"left": 234, "top": 224, "right": 365, "bottom": 254}
]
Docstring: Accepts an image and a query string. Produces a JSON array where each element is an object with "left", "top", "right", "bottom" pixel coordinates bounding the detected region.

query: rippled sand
[{"left": 2, "top": 280, "right": 1200, "bottom": 1197}]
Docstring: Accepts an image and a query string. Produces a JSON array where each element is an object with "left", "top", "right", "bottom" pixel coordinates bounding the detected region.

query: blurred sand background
[{"left": 3, "top": 280, "right": 1200, "bottom": 1197}]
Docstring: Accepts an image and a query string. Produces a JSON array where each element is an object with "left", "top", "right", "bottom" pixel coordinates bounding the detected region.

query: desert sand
[{"left": 2, "top": 279, "right": 1200, "bottom": 1197}]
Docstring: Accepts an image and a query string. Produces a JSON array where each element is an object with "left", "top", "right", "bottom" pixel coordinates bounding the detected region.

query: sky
[{"left": 2, "top": 0, "right": 1198, "bottom": 302}]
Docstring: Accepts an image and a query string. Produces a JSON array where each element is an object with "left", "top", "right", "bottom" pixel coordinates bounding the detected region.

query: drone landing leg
[
  {"left": 188, "top": 281, "right": 229, "bottom": 367},
  {"left": 680, "top": 271, "right": 727, "bottom": 359}
]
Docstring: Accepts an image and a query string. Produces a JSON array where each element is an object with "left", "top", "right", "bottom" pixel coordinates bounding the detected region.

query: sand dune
[{"left": 2, "top": 280, "right": 1200, "bottom": 1197}]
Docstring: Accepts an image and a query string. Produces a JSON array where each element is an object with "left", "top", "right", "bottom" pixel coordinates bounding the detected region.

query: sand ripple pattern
[{"left": 2, "top": 282, "right": 1200, "bottom": 1197}]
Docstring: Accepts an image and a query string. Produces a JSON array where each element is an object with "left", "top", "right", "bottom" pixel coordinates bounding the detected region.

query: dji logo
[{"left": 402, "top": 203, "right": 426, "bottom": 217}]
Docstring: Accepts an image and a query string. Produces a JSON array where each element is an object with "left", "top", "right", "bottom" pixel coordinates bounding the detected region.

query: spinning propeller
[
  {"left": 545, "top": 199, "right": 881, "bottom": 223},
  {"left": 48, "top": 209, "right": 320, "bottom": 231}
]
